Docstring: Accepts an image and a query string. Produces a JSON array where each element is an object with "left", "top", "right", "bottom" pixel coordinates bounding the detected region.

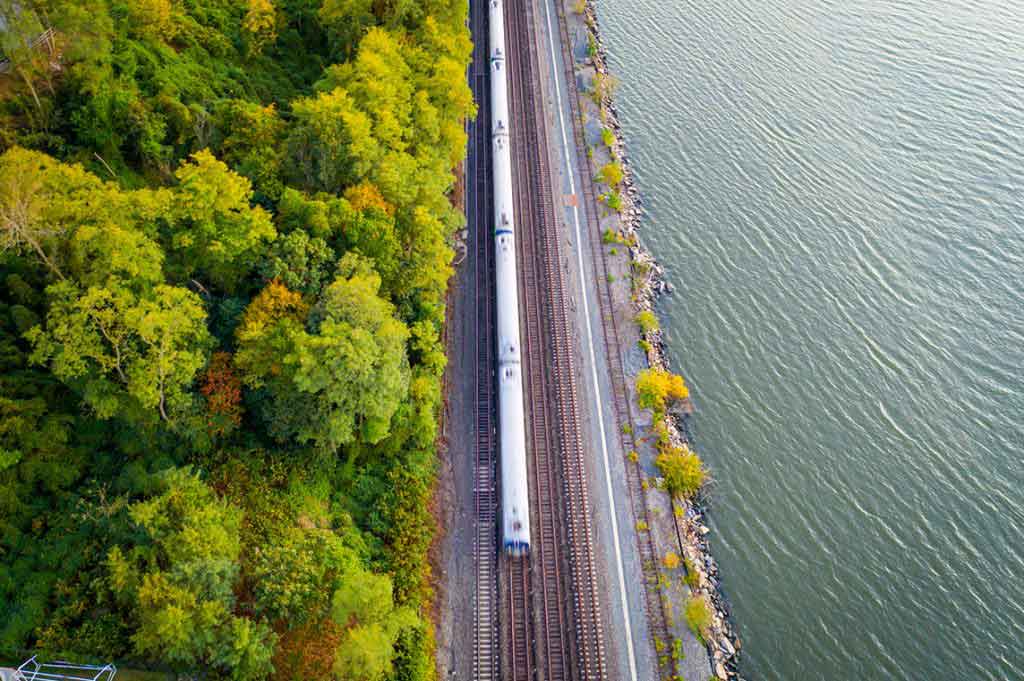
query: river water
[{"left": 594, "top": 0, "right": 1024, "bottom": 678}]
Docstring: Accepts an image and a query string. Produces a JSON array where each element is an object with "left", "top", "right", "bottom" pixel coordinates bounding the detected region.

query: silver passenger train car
[{"left": 489, "top": 0, "right": 531, "bottom": 556}]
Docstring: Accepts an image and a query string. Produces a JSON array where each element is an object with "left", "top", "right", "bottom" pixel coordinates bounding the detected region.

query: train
[{"left": 489, "top": 0, "right": 531, "bottom": 557}]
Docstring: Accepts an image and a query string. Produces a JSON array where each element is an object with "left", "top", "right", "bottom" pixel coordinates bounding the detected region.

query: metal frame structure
[{"left": 15, "top": 657, "right": 116, "bottom": 681}]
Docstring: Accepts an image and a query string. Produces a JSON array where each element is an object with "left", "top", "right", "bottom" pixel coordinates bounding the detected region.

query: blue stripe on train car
[
  {"left": 495, "top": 229, "right": 513, "bottom": 235},
  {"left": 504, "top": 539, "right": 530, "bottom": 555}
]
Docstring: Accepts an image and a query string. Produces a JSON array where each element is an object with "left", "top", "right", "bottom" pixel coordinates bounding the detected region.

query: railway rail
[
  {"left": 470, "top": 0, "right": 613, "bottom": 676},
  {"left": 504, "top": 0, "right": 609, "bottom": 678},
  {"left": 470, "top": 0, "right": 500, "bottom": 675},
  {"left": 505, "top": 0, "right": 569, "bottom": 676}
]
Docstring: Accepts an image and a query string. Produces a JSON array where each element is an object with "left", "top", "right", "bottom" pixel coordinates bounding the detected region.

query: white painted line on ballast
[{"left": 537, "top": 0, "right": 639, "bottom": 679}]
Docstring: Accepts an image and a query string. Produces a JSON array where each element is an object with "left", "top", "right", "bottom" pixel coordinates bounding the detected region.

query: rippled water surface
[{"left": 594, "top": 0, "right": 1024, "bottom": 678}]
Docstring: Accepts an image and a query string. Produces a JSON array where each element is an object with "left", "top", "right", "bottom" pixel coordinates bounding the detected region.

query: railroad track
[
  {"left": 504, "top": 0, "right": 609, "bottom": 678},
  {"left": 507, "top": 5, "right": 569, "bottom": 676},
  {"left": 551, "top": 0, "right": 674, "bottom": 668},
  {"left": 469, "top": 0, "right": 614, "bottom": 676},
  {"left": 470, "top": 0, "right": 500, "bottom": 675}
]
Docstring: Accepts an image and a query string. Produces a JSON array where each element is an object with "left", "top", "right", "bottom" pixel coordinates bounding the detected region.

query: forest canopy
[{"left": 0, "top": 0, "right": 473, "bottom": 678}]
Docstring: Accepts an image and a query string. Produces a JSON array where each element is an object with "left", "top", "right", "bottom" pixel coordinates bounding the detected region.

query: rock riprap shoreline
[{"left": 554, "top": 0, "right": 745, "bottom": 677}]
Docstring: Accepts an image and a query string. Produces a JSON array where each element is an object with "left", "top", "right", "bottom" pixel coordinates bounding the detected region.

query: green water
[{"left": 595, "top": 0, "right": 1024, "bottom": 678}]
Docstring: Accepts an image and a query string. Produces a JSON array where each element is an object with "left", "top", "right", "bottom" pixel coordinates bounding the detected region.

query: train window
[
  {"left": 513, "top": 520, "right": 522, "bottom": 531},
  {"left": 504, "top": 368, "right": 512, "bottom": 379}
]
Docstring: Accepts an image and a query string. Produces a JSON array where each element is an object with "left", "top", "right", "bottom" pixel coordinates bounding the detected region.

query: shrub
[
  {"left": 638, "top": 339, "right": 651, "bottom": 353},
  {"left": 599, "top": 161, "right": 624, "bottom": 187},
  {"left": 606, "top": 190, "right": 622, "bottom": 211},
  {"left": 685, "top": 595, "right": 713, "bottom": 642},
  {"left": 663, "top": 552, "right": 680, "bottom": 570},
  {"left": 601, "top": 127, "right": 615, "bottom": 147},
  {"left": 635, "top": 310, "right": 659, "bottom": 334},
  {"left": 636, "top": 368, "right": 688, "bottom": 412},
  {"left": 656, "top": 445, "right": 705, "bottom": 500},
  {"left": 683, "top": 556, "right": 700, "bottom": 588},
  {"left": 591, "top": 71, "right": 618, "bottom": 104},
  {"left": 573, "top": 0, "right": 586, "bottom": 13}
]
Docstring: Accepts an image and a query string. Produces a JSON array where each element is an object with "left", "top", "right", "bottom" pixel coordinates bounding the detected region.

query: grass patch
[{"left": 685, "top": 594, "right": 713, "bottom": 642}]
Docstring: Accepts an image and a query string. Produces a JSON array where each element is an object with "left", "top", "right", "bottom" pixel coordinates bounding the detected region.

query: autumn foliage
[
  {"left": 636, "top": 367, "right": 689, "bottom": 413},
  {"left": 656, "top": 445, "right": 706, "bottom": 500},
  {"left": 345, "top": 180, "right": 394, "bottom": 215},
  {"left": 201, "top": 352, "right": 244, "bottom": 435},
  {"left": 272, "top": 618, "right": 345, "bottom": 681}
]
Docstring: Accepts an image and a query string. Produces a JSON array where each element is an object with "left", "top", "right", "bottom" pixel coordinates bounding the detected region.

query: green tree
[
  {"left": 330, "top": 567, "right": 416, "bottom": 681},
  {"left": 250, "top": 527, "right": 361, "bottom": 624},
  {"left": 0, "top": 148, "right": 99, "bottom": 281},
  {"left": 107, "top": 467, "right": 275, "bottom": 679},
  {"left": 170, "top": 150, "right": 277, "bottom": 291},
  {"left": 0, "top": 2, "right": 52, "bottom": 120},
  {"left": 258, "top": 230, "right": 336, "bottom": 297},
  {"left": 67, "top": 224, "right": 165, "bottom": 288},
  {"left": 243, "top": 0, "right": 278, "bottom": 54},
  {"left": 286, "top": 254, "right": 411, "bottom": 449},
  {"left": 131, "top": 286, "right": 214, "bottom": 421},
  {"left": 214, "top": 101, "right": 286, "bottom": 202},
  {"left": 27, "top": 283, "right": 212, "bottom": 422},
  {"left": 0, "top": 148, "right": 173, "bottom": 282},
  {"left": 235, "top": 279, "right": 310, "bottom": 389},
  {"left": 289, "top": 87, "right": 377, "bottom": 194},
  {"left": 124, "top": 0, "right": 176, "bottom": 41},
  {"left": 319, "top": 0, "right": 376, "bottom": 59}
]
